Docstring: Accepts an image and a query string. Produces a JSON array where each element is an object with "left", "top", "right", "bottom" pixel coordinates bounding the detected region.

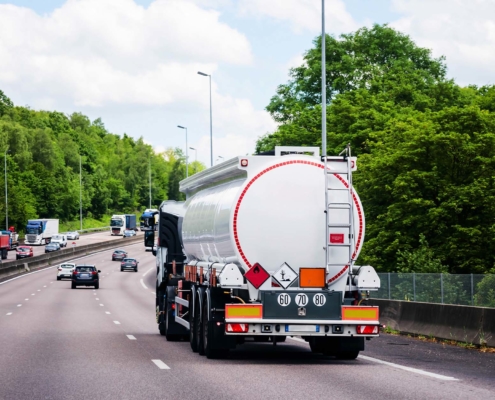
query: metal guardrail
[
  {"left": 372, "top": 273, "right": 495, "bottom": 308},
  {"left": 76, "top": 226, "right": 110, "bottom": 234}
]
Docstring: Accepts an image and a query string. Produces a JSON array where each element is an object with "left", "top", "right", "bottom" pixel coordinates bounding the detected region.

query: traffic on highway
[{"left": 0, "top": 243, "right": 493, "bottom": 399}]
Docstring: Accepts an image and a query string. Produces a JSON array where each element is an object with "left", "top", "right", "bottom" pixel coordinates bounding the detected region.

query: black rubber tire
[
  {"left": 121, "top": 268, "right": 123, "bottom": 272},
  {"left": 335, "top": 351, "right": 360, "bottom": 360},
  {"left": 95, "top": 283, "right": 99, "bottom": 289},
  {"left": 71, "top": 283, "right": 76, "bottom": 289},
  {"left": 309, "top": 338, "right": 325, "bottom": 354},
  {"left": 135, "top": 268, "right": 138, "bottom": 272},
  {"left": 165, "top": 307, "right": 180, "bottom": 342},
  {"left": 112, "top": 258, "right": 115, "bottom": 261},
  {"left": 203, "top": 300, "right": 228, "bottom": 359},
  {"left": 189, "top": 290, "right": 198, "bottom": 352},
  {"left": 57, "top": 277, "right": 61, "bottom": 281},
  {"left": 197, "top": 292, "right": 205, "bottom": 355}
]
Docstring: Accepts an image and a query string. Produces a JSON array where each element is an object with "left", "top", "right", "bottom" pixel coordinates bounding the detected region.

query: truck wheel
[
  {"left": 202, "top": 300, "right": 229, "bottom": 359},
  {"left": 197, "top": 290, "right": 205, "bottom": 355},
  {"left": 309, "top": 338, "right": 325, "bottom": 354},
  {"left": 335, "top": 351, "right": 359, "bottom": 360},
  {"left": 189, "top": 288, "right": 198, "bottom": 352},
  {"left": 1, "top": 249, "right": 7, "bottom": 259},
  {"left": 165, "top": 306, "right": 180, "bottom": 342}
]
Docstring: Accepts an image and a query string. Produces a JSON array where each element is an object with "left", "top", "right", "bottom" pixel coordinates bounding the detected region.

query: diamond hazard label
[
  {"left": 244, "top": 263, "right": 270, "bottom": 289},
  {"left": 272, "top": 262, "right": 298, "bottom": 289}
]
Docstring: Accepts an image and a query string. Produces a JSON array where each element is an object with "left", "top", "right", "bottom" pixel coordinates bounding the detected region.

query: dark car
[
  {"left": 45, "top": 242, "right": 61, "bottom": 253},
  {"left": 112, "top": 249, "right": 127, "bottom": 261},
  {"left": 121, "top": 258, "right": 139, "bottom": 272},
  {"left": 16, "top": 246, "right": 34, "bottom": 260},
  {"left": 72, "top": 265, "right": 100, "bottom": 289}
]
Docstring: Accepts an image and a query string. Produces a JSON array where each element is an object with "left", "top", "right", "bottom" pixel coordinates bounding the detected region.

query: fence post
[
  {"left": 471, "top": 273, "right": 474, "bottom": 306},
  {"left": 413, "top": 272, "right": 416, "bottom": 302},
  {"left": 388, "top": 272, "right": 391, "bottom": 300},
  {"left": 440, "top": 273, "right": 443, "bottom": 304}
]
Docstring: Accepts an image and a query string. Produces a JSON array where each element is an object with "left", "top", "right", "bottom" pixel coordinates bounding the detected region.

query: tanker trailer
[{"left": 148, "top": 146, "right": 381, "bottom": 359}]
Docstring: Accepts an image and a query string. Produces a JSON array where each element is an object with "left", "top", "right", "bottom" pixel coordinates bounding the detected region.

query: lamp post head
[
  {"left": 189, "top": 147, "right": 196, "bottom": 151},
  {"left": 197, "top": 71, "right": 209, "bottom": 77},
  {"left": 177, "top": 125, "right": 186, "bottom": 129}
]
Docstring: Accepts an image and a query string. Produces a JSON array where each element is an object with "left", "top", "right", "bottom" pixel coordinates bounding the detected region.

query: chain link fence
[{"left": 372, "top": 273, "right": 495, "bottom": 308}]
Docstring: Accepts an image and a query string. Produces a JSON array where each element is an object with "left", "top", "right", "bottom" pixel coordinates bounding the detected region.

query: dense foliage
[
  {"left": 257, "top": 24, "right": 495, "bottom": 274},
  {"left": 0, "top": 91, "right": 202, "bottom": 232}
]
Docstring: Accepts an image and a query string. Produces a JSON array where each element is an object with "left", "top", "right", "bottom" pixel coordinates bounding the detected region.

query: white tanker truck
[{"left": 147, "top": 146, "right": 381, "bottom": 359}]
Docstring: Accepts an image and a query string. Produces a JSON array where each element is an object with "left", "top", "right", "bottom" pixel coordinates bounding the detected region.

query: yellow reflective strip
[
  {"left": 342, "top": 307, "right": 378, "bottom": 320},
  {"left": 226, "top": 305, "right": 262, "bottom": 318}
]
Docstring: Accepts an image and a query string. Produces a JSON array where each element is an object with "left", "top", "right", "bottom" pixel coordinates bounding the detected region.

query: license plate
[
  {"left": 285, "top": 325, "right": 320, "bottom": 333},
  {"left": 80, "top": 274, "right": 90, "bottom": 279}
]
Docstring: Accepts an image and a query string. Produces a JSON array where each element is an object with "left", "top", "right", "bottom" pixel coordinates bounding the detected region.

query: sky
[{"left": 1, "top": 0, "right": 494, "bottom": 166}]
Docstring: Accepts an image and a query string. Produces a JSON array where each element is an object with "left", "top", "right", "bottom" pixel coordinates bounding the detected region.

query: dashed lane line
[
  {"left": 17, "top": 304, "right": 22, "bottom": 307},
  {"left": 126, "top": 335, "right": 136, "bottom": 340},
  {"left": 100, "top": 304, "right": 104, "bottom": 307},
  {"left": 6, "top": 312, "right": 12, "bottom": 316},
  {"left": 113, "top": 321, "right": 121, "bottom": 325},
  {"left": 152, "top": 360, "right": 170, "bottom": 370},
  {"left": 142, "top": 267, "right": 153, "bottom": 278},
  {"left": 105, "top": 311, "right": 111, "bottom": 314}
]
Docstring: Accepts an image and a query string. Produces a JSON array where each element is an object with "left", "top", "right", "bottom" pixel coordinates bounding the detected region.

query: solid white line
[
  {"left": 151, "top": 291, "right": 156, "bottom": 295},
  {"left": 152, "top": 360, "right": 170, "bottom": 370},
  {"left": 113, "top": 321, "right": 120, "bottom": 325},
  {"left": 105, "top": 311, "right": 111, "bottom": 314},
  {"left": 286, "top": 337, "right": 458, "bottom": 381},
  {"left": 140, "top": 279, "right": 148, "bottom": 290},
  {"left": 6, "top": 312, "right": 12, "bottom": 315},
  {"left": 142, "top": 267, "right": 153, "bottom": 277},
  {"left": 126, "top": 335, "right": 136, "bottom": 340}
]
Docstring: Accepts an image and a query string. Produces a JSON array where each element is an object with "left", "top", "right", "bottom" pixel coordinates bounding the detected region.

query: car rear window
[
  {"left": 18, "top": 247, "right": 30, "bottom": 251},
  {"left": 123, "top": 258, "right": 136, "bottom": 262},
  {"left": 114, "top": 250, "right": 125, "bottom": 253},
  {"left": 75, "top": 266, "right": 96, "bottom": 272},
  {"left": 61, "top": 264, "right": 74, "bottom": 268}
]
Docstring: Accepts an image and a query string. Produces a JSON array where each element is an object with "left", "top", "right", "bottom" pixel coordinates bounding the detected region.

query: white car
[
  {"left": 66, "top": 231, "right": 80, "bottom": 240},
  {"left": 51, "top": 234, "right": 68, "bottom": 248},
  {"left": 57, "top": 263, "right": 75, "bottom": 280}
]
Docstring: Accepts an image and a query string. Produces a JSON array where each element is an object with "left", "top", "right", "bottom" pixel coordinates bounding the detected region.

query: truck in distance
[
  {"left": 110, "top": 214, "right": 137, "bottom": 236},
  {"left": 1, "top": 227, "right": 19, "bottom": 250},
  {"left": 24, "top": 219, "right": 59, "bottom": 245},
  {"left": 147, "top": 146, "right": 381, "bottom": 359}
]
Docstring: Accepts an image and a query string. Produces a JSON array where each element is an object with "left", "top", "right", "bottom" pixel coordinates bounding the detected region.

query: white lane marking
[
  {"left": 25, "top": 298, "right": 29, "bottom": 301},
  {"left": 96, "top": 298, "right": 99, "bottom": 300},
  {"left": 151, "top": 291, "right": 156, "bottom": 295},
  {"left": 142, "top": 267, "right": 153, "bottom": 277},
  {"left": 6, "top": 312, "right": 12, "bottom": 315},
  {"left": 100, "top": 304, "right": 104, "bottom": 307},
  {"left": 50, "top": 282, "right": 53, "bottom": 284},
  {"left": 140, "top": 279, "right": 148, "bottom": 290},
  {"left": 152, "top": 360, "right": 170, "bottom": 370},
  {"left": 105, "top": 311, "right": 111, "bottom": 314},
  {"left": 37, "top": 289, "right": 40, "bottom": 292},
  {"left": 286, "top": 337, "right": 458, "bottom": 381},
  {"left": 113, "top": 321, "right": 121, "bottom": 325},
  {"left": 17, "top": 304, "right": 22, "bottom": 307},
  {"left": 93, "top": 293, "right": 96, "bottom": 295},
  {"left": 31, "top": 294, "right": 35, "bottom": 296},
  {"left": 358, "top": 355, "right": 459, "bottom": 381},
  {"left": 126, "top": 335, "right": 136, "bottom": 340},
  {"left": 43, "top": 285, "right": 47, "bottom": 288}
]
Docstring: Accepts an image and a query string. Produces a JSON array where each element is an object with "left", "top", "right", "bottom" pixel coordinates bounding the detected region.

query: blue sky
[{"left": 0, "top": 0, "right": 492, "bottom": 165}]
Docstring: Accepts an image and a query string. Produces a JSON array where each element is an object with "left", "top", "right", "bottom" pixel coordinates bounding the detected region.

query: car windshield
[
  {"left": 111, "top": 219, "right": 124, "bottom": 227},
  {"left": 52, "top": 235, "right": 62, "bottom": 240},
  {"left": 75, "top": 266, "right": 95, "bottom": 272}
]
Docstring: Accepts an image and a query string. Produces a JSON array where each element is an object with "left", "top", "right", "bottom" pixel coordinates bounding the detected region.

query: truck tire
[
  {"left": 202, "top": 293, "right": 229, "bottom": 359},
  {"left": 189, "top": 287, "right": 198, "bottom": 352},
  {"left": 197, "top": 288, "right": 205, "bottom": 355},
  {"left": 335, "top": 351, "right": 360, "bottom": 360},
  {"left": 165, "top": 306, "right": 180, "bottom": 342},
  {"left": 1, "top": 249, "right": 7, "bottom": 259}
]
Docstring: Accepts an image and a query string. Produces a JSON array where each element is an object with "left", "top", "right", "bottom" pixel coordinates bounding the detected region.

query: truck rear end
[{"left": 151, "top": 146, "right": 380, "bottom": 359}]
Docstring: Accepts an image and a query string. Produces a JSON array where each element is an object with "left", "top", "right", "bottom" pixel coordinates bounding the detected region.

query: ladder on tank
[{"left": 324, "top": 144, "right": 356, "bottom": 277}]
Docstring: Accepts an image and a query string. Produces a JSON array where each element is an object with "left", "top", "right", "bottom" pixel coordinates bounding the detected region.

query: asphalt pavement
[{"left": 0, "top": 244, "right": 494, "bottom": 400}]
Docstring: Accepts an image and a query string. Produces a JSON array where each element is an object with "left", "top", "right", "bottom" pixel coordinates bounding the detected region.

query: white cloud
[
  {"left": 391, "top": 0, "right": 495, "bottom": 86},
  {"left": 0, "top": 0, "right": 252, "bottom": 107},
  {"left": 238, "top": 0, "right": 358, "bottom": 34}
]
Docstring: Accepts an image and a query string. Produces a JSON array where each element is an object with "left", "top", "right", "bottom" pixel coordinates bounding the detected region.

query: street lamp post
[
  {"left": 321, "top": 0, "right": 326, "bottom": 158},
  {"left": 79, "top": 155, "right": 82, "bottom": 231},
  {"left": 197, "top": 71, "right": 213, "bottom": 167},
  {"left": 4, "top": 146, "right": 8, "bottom": 230},
  {"left": 149, "top": 157, "right": 152, "bottom": 208},
  {"left": 177, "top": 125, "right": 189, "bottom": 178},
  {"left": 189, "top": 147, "right": 197, "bottom": 174}
]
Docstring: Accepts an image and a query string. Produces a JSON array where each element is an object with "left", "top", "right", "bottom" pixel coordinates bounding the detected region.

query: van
[{"left": 51, "top": 234, "right": 67, "bottom": 248}]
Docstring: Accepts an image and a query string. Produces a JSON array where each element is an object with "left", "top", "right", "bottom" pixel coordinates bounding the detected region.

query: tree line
[
  {"left": 257, "top": 24, "right": 495, "bottom": 275},
  {"left": 0, "top": 92, "right": 202, "bottom": 233}
]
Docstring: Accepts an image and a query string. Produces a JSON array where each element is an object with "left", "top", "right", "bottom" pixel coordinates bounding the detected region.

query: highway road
[
  {"left": 6, "top": 230, "right": 134, "bottom": 260},
  {"left": 0, "top": 244, "right": 494, "bottom": 400}
]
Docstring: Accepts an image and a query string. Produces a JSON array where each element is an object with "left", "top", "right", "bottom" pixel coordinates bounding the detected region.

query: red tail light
[
  {"left": 58, "top": 268, "right": 62, "bottom": 271},
  {"left": 171, "top": 303, "right": 175, "bottom": 310},
  {"left": 92, "top": 271, "right": 97, "bottom": 275},
  {"left": 356, "top": 325, "right": 379, "bottom": 334},
  {"left": 226, "top": 323, "right": 249, "bottom": 333}
]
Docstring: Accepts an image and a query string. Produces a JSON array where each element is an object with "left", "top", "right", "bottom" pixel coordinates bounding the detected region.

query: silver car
[{"left": 66, "top": 231, "right": 80, "bottom": 240}]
